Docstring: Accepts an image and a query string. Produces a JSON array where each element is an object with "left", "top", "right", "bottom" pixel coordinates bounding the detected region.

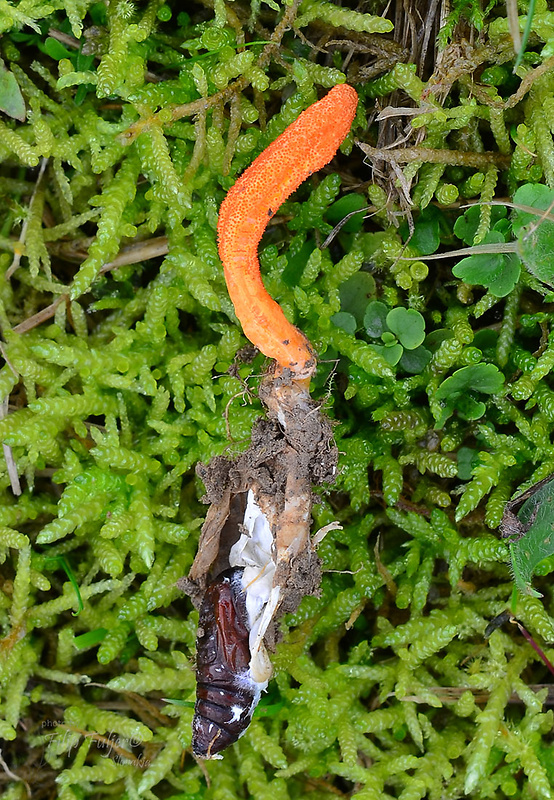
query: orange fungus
[{"left": 217, "top": 83, "right": 358, "bottom": 380}]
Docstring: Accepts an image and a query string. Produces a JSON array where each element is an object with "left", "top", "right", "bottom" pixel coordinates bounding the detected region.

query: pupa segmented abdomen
[{"left": 192, "top": 568, "right": 265, "bottom": 758}]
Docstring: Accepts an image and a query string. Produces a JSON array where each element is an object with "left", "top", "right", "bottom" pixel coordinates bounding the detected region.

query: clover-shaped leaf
[
  {"left": 452, "top": 231, "right": 520, "bottom": 297},
  {"left": 365, "top": 303, "right": 428, "bottom": 373},
  {"left": 454, "top": 394, "right": 486, "bottom": 421},
  {"left": 386, "top": 307, "right": 425, "bottom": 350},
  {"left": 434, "top": 364, "right": 504, "bottom": 427},
  {"left": 453, "top": 204, "right": 506, "bottom": 245},
  {"left": 436, "top": 364, "right": 504, "bottom": 398}
]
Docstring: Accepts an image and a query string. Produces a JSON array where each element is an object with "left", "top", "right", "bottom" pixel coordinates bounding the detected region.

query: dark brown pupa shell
[{"left": 192, "top": 568, "right": 263, "bottom": 758}]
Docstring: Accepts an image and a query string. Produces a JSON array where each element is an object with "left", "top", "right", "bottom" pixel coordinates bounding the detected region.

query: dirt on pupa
[{"left": 178, "top": 372, "right": 338, "bottom": 645}]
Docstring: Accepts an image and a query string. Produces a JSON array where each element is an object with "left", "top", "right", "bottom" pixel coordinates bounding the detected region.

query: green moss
[{"left": 1, "top": 0, "right": 554, "bottom": 797}]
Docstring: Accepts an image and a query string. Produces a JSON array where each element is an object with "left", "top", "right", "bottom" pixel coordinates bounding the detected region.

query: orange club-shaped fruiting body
[{"left": 217, "top": 83, "right": 358, "bottom": 381}]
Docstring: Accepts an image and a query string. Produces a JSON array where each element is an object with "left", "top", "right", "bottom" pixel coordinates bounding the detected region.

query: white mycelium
[
  {"left": 229, "top": 705, "right": 244, "bottom": 723},
  {"left": 229, "top": 489, "right": 280, "bottom": 684}
]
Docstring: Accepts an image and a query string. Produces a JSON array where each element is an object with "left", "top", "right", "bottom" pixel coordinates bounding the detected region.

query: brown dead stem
[
  {"left": 11, "top": 236, "right": 169, "bottom": 334},
  {"left": 504, "top": 55, "right": 554, "bottom": 109},
  {"left": 359, "top": 142, "right": 511, "bottom": 170}
]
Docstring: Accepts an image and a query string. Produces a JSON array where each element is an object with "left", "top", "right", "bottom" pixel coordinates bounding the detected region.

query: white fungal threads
[
  {"left": 229, "top": 489, "right": 279, "bottom": 684},
  {"left": 229, "top": 705, "right": 244, "bottom": 723}
]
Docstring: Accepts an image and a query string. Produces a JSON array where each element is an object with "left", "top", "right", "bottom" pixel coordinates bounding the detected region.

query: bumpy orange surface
[{"left": 217, "top": 83, "right": 358, "bottom": 380}]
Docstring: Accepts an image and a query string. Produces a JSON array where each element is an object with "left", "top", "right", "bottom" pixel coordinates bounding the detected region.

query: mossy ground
[{"left": 1, "top": 1, "right": 554, "bottom": 798}]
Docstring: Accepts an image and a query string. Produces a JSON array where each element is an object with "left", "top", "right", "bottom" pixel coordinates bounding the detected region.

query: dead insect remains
[{"left": 191, "top": 568, "right": 268, "bottom": 759}]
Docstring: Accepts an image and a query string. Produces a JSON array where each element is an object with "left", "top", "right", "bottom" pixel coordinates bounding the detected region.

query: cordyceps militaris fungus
[
  {"left": 182, "top": 84, "right": 356, "bottom": 759},
  {"left": 217, "top": 83, "right": 358, "bottom": 381}
]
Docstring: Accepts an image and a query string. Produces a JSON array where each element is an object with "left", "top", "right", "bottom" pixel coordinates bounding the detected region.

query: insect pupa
[
  {"left": 192, "top": 568, "right": 267, "bottom": 759},
  {"left": 191, "top": 490, "right": 278, "bottom": 758}
]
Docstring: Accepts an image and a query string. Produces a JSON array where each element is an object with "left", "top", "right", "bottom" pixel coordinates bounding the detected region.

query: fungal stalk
[{"left": 217, "top": 83, "right": 358, "bottom": 381}]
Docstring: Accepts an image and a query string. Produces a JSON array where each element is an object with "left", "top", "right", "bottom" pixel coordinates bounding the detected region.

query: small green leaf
[
  {"left": 372, "top": 342, "right": 403, "bottom": 366},
  {"left": 493, "top": 217, "right": 512, "bottom": 238},
  {"left": 253, "top": 702, "right": 286, "bottom": 718},
  {"left": 90, "top": 1, "right": 108, "bottom": 24},
  {"left": 0, "top": 58, "right": 25, "bottom": 121},
  {"left": 409, "top": 206, "right": 441, "bottom": 254},
  {"left": 435, "top": 364, "right": 504, "bottom": 427},
  {"left": 74, "top": 628, "right": 108, "bottom": 648},
  {"left": 453, "top": 204, "right": 506, "bottom": 245},
  {"left": 75, "top": 84, "right": 92, "bottom": 105},
  {"left": 511, "top": 184, "right": 554, "bottom": 237},
  {"left": 331, "top": 311, "right": 357, "bottom": 334},
  {"left": 457, "top": 447, "right": 480, "bottom": 480},
  {"left": 455, "top": 394, "right": 486, "bottom": 421},
  {"left": 326, "top": 193, "right": 367, "bottom": 233},
  {"left": 339, "top": 272, "right": 376, "bottom": 323},
  {"left": 517, "top": 220, "right": 554, "bottom": 287},
  {"left": 436, "top": 364, "right": 504, "bottom": 399},
  {"left": 40, "top": 37, "right": 73, "bottom": 61},
  {"left": 425, "top": 329, "right": 455, "bottom": 351},
  {"left": 453, "top": 249, "right": 503, "bottom": 282},
  {"left": 510, "top": 477, "right": 554, "bottom": 596},
  {"left": 436, "top": 393, "right": 487, "bottom": 427},
  {"left": 386, "top": 307, "right": 425, "bottom": 350},
  {"left": 511, "top": 184, "right": 554, "bottom": 286},
  {"left": 452, "top": 232, "right": 520, "bottom": 297},
  {"left": 487, "top": 253, "right": 520, "bottom": 296},
  {"left": 364, "top": 300, "right": 389, "bottom": 338},
  {"left": 163, "top": 698, "right": 196, "bottom": 708},
  {"left": 399, "top": 345, "right": 431, "bottom": 373}
]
